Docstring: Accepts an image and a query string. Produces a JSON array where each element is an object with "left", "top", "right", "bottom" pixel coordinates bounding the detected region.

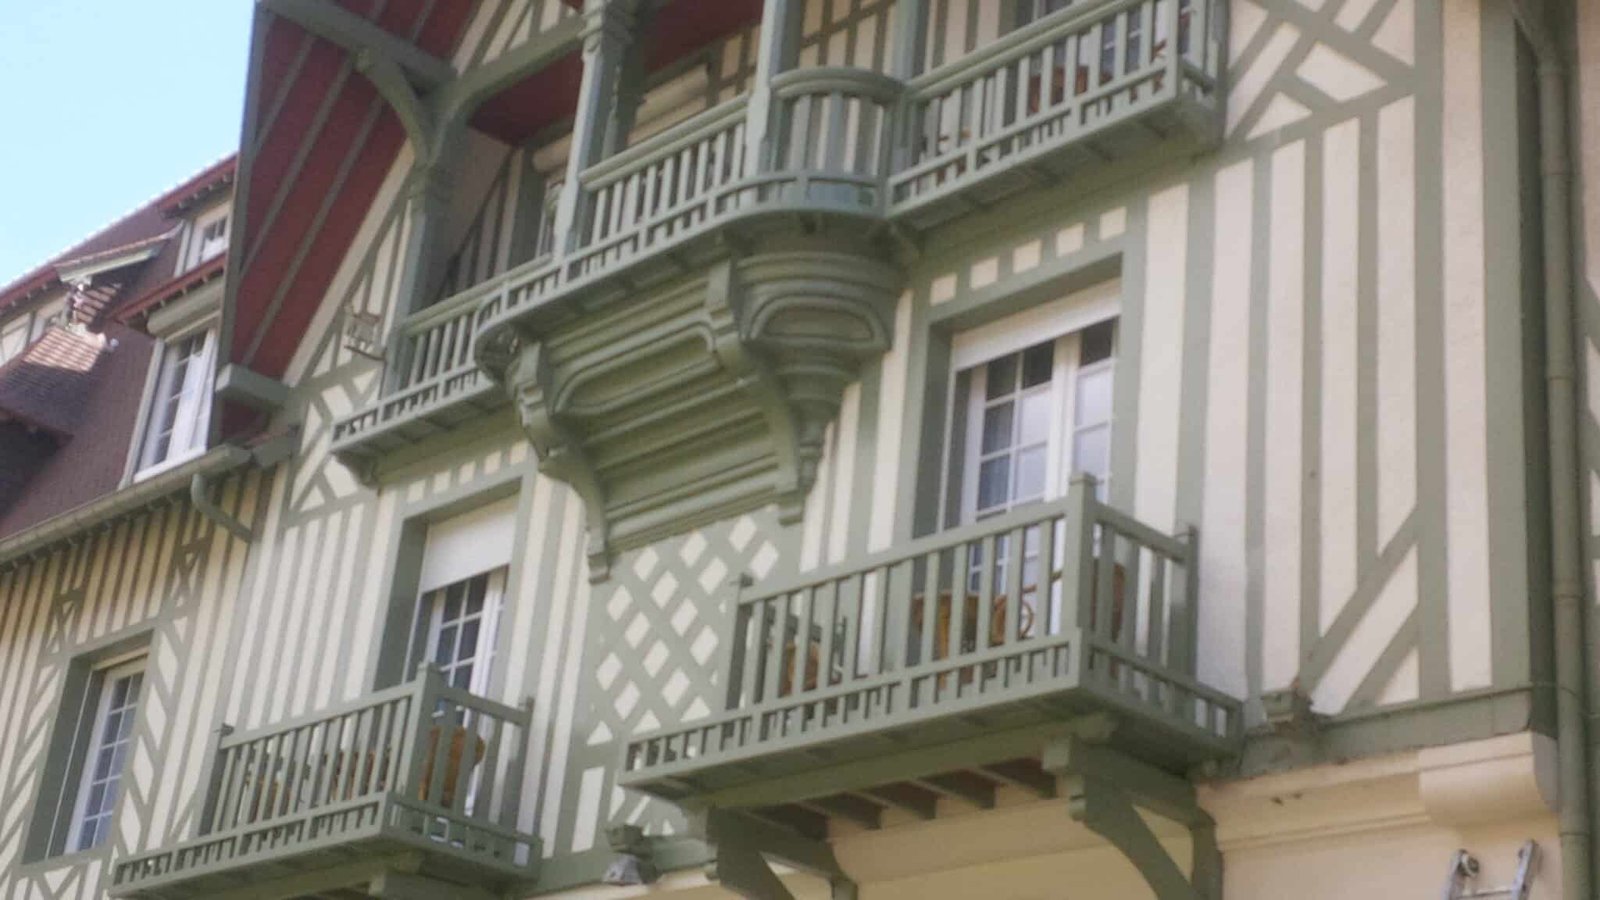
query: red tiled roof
[
  {"left": 114, "top": 253, "right": 228, "bottom": 325},
  {"left": 0, "top": 324, "right": 154, "bottom": 539},
  {"left": 0, "top": 327, "right": 104, "bottom": 436}
]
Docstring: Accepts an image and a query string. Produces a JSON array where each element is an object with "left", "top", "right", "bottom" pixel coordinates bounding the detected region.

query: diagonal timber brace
[
  {"left": 688, "top": 808, "right": 858, "bottom": 900},
  {"left": 1044, "top": 738, "right": 1222, "bottom": 900}
]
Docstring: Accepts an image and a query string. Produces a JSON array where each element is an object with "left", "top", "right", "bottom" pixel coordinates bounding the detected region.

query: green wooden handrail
[{"left": 579, "top": 95, "right": 749, "bottom": 189}]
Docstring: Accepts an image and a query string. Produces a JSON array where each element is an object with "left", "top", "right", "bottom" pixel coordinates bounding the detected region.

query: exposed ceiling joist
[{"left": 262, "top": 0, "right": 455, "bottom": 90}]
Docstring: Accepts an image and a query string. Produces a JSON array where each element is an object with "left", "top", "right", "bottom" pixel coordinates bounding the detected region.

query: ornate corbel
[
  {"left": 704, "top": 261, "right": 808, "bottom": 522},
  {"left": 501, "top": 336, "right": 612, "bottom": 580}
]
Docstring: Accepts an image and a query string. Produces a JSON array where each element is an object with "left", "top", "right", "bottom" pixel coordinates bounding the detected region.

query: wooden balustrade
[
  {"left": 111, "top": 668, "right": 538, "bottom": 896},
  {"left": 621, "top": 476, "right": 1242, "bottom": 788},
  {"left": 572, "top": 98, "right": 751, "bottom": 278},
  {"left": 891, "top": 0, "right": 1220, "bottom": 209}
]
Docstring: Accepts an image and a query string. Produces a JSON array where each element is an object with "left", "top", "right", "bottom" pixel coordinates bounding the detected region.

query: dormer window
[
  {"left": 136, "top": 328, "right": 215, "bottom": 476},
  {"left": 186, "top": 209, "right": 229, "bottom": 271}
]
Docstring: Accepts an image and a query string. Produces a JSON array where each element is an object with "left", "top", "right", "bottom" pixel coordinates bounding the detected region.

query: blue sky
[{"left": 0, "top": 1, "right": 254, "bottom": 286}]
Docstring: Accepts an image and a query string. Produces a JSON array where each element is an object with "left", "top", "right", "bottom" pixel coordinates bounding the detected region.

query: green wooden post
[
  {"left": 719, "top": 575, "right": 754, "bottom": 711},
  {"left": 194, "top": 723, "right": 235, "bottom": 835},
  {"left": 398, "top": 663, "right": 439, "bottom": 805},
  {"left": 1060, "top": 474, "right": 1099, "bottom": 680},
  {"left": 1170, "top": 524, "right": 1199, "bottom": 679},
  {"left": 552, "top": 0, "right": 640, "bottom": 260},
  {"left": 744, "top": 0, "right": 805, "bottom": 176}
]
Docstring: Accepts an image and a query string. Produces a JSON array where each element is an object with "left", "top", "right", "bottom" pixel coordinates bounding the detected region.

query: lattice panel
[{"left": 568, "top": 510, "right": 788, "bottom": 844}]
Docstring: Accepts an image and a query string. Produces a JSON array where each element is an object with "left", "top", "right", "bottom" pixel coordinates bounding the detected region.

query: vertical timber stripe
[
  {"left": 1441, "top": 0, "right": 1492, "bottom": 691},
  {"left": 1200, "top": 159, "right": 1255, "bottom": 699},
  {"left": 1264, "top": 139, "right": 1307, "bottom": 693}
]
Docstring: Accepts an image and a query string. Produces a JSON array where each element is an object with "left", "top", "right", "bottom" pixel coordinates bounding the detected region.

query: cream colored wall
[
  {"left": 0, "top": 472, "right": 266, "bottom": 899},
  {"left": 540, "top": 733, "right": 1560, "bottom": 899}
]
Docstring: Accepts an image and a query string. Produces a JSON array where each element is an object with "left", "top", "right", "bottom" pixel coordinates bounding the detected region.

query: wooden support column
[
  {"left": 743, "top": 0, "right": 806, "bottom": 172},
  {"left": 383, "top": 140, "right": 462, "bottom": 391},
  {"left": 552, "top": 0, "right": 641, "bottom": 259}
]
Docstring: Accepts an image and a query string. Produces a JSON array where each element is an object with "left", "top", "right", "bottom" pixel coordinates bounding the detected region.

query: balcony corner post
[
  {"left": 553, "top": 0, "right": 642, "bottom": 262},
  {"left": 194, "top": 723, "right": 235, "bottom": 835},
  {"left": 744, "top": 0, "right": 806, "bottom": 174},
  {"left": 718, "top": 574, "right": 755, "bottom": 711},
  {"left": 384, "top": 142, "right": 465, "bottom": 393},
  {"left": 885, "top": 0, "right": 928, "bottom": 175},
  {"left": 1171, "top": 523, "right": 1200, "bottom": 678},
  {"left": 1062, "top": 474, "right": 1100, "bottom": 638}
]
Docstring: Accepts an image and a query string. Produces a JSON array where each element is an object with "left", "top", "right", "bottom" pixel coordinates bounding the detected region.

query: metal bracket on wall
[{"left": 1442, "top": 842, "right": 1539, "bottom": 899}]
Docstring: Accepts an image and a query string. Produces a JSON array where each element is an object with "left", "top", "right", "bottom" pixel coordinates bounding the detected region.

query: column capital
[{"left": 580, "top": 0, "right": 638, "bottom": 48}]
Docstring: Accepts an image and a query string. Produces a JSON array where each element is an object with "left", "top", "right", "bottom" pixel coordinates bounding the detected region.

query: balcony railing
[
  {"left": 619, "top": 476, "right": 1241, "bottom": 805},
  {"left": 329, "top": 273, "right": 528, "bottom": 455},
  {"left": 111, "top": 668, "right": 538, "bottom": 898},
  {"left": 892, "top": 0, "right": 1220, "bottom": 217},
  {"left": 331, "top": 0, "right": 1223, "bottom": 457}
]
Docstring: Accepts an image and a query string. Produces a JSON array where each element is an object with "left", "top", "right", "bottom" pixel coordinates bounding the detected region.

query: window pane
[
  {"left": 451, "top": 664, "right": 473, "bottom": 690},
  {"left": 1021, "top": 342, "right": 1054, "bottom": 387},
  {"left": 460, "top": 619, "right": 481, "bottom": 658},
  {"left": 981, "top": 401, "right": 1015, "bottom": 454},
  {"left": 985, "top": 354, "right": 1018, "bottom": 399},
  {"left": 436, "top": 625, "right": 458, "bottom": 664},
  {"left": 466, "top": 576, "right": 486, "bottom": 615},
  {"left": 977, "top": 458, "right": 1010, "bottom": 512},
  {"left": 1016, "top": 446, "right": 1047, "bottom": 500},
  {"left": 1081, "top": 320, "right": 1116, "bottom": 365},
  {"left": 1018, "top": 390, "right": 1052, "bottom": 445},
  {"left": 1075, "top": 367, "right": 1113, "bottom": 425},
  {"left": 443, "top": 583, "right": 463, "bottom": 621},
  {"left": 1074, "top": 425, "right": 1110, "bottom": 481}
]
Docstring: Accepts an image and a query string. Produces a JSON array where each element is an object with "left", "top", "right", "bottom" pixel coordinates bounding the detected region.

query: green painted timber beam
[{"left": 261, "top": 0, "right": 454, "bottom": 89}]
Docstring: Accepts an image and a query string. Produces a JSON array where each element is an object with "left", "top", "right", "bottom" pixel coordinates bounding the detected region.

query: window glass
[
  {"left": 69, "top": 661, "right": 144, "bottom": 852},
  {"left": 189, "top": 212, "right": 228, "bottom": 270},
  {"left": 139, "top": 330, "right": 215, "bottom": 475},
  {"left": 952, "top": 320, "right": 1117, "bottom": 524},
  {"left": 412, "top": 568, "right": 506, "bottom": 697}
]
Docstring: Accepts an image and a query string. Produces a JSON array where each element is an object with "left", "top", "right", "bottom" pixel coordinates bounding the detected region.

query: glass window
[
  {"left": 68, "top": 659, "right": 145, "bottom": 853},
  {"left": 188, "top": 212, "right": 229, "bottom": 270},
  {"left": 955, "top": 318, "right": 1117, "bottom": 523},
  {"left": 411, "top": 569, "right": 506, "bottom": 697},
  {"left": 138, "top": 330, "right": 216, "bottom": 476}
]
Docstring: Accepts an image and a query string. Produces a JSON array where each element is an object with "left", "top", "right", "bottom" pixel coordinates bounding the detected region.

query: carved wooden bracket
[
  {"left": 689, "top": 807, "right": 857, "bottom": 900},
  {"left": 1044, "top": 737, "right": 1223, "bottom": 900}
]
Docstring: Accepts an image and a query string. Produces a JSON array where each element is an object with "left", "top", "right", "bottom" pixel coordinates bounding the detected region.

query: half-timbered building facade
[{"left": 2, "top": 0, "right": 1599, "bottom": 897}]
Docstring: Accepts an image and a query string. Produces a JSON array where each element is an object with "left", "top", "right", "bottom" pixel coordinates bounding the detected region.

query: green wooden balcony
[
  {"left": 618, "top": 477, "right": 1241, "bottom": 828},
  {"left": 890, "top": 0, "right": 1224, "bottom": 228},
  {"left": 329, "top": 275, "right": 522, "bottom": 468},
  {"left": 331, "top": 0, "right": 1224, "bottom": 467},
  {"left": 109, "top": 668, "right": 539, "bottom": 900}
]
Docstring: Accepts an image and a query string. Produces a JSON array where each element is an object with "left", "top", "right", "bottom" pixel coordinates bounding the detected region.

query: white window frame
[
  {"left": 410, "top": 568, "right": 507, "bottom": 697},
  {"left": 945, "top": 279, "right": 1120, "bottom": 525},
  {"left": 135, "top": 326, "right": 217, "bottom": 479},
  {"left": 185, "top": 206, "right": 229, "bottom": 271},
  {"left": 65, "top": 656, "right": 145, "bottom": 854}
]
